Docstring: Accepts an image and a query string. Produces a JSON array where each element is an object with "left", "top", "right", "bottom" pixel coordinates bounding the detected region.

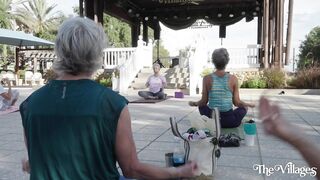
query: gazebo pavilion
[{"left": 79, "top": 0, "right": 293, "bottom": 69}]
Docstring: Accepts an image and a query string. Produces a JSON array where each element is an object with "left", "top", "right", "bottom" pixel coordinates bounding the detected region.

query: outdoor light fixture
[
  {"left": 173, "top": 15, "right": 178, "bottom": 19},
  {"left": 153, "top": 16, "right": 157, "bottom": 20},
  {"left": 255, "top": 7, "right": 260, "bottom": 11},
  {"left": 144, "top": 17, "right": 149, "bottom": 21},
  {"left": 128, "top": 9, "right": 133, "bottom": 13},
  {"left": 241, "top": 11, "right": 246, "bottom": 15},
  {"left": 187, "top": 16, "right": 191, "bottom": 19},
  {"left": 252, "top": 12, "right": 257, "bottom": 16},
  {"left": 204, "top": 15, "right": 209, "bottom": 19},
  {"left": 229, "top": 13, "right": 234, "bottom": 18},
  {"left": 217, "top": 13, "right": 222, "bottom": 18},
  {"left": 136, "top": 13, "right": 140, "bottom": 17}
]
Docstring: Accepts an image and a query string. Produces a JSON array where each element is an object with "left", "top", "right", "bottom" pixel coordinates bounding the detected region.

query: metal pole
[
  {"left": 157, "top": 40, "right": 160, "bottom": 60},
  {"left": 285, "top": 0, "right": 294, "bottom": 65},
  {"left": 263, "top": 0, "right": 270, "bottom": 68},
  {"left": 292, "top": 48, "right": 295, "bottom": 72},
  {"left": 279, "top": 0, "right": 284, "bottom": 68}
]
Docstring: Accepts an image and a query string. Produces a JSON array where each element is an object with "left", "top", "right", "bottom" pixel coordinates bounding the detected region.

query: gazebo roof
[{"left": 104, "top": 0, "right": 263, "bottom": 30}]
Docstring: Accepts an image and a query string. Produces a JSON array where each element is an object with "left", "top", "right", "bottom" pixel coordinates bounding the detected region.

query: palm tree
[
  {"left": 0, "top": 0, "right": 22, "bottom": 66},
  {"left": 15, "top": 0, "right": 64, "bottom": 39},
  {"left": 0, "top": 0, "right": 15, "bottom": 29}
]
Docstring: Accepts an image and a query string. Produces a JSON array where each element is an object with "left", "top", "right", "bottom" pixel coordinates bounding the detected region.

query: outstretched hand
[
  {"left": 246, "top": 103, "right": 255, "bottom": 108},
  {"left": 22, "top": 158, "right": 30, "bottom": 173},
  {"left": 175, "top": 161, "right": 198, "bottom": 178},
  {"left": 258, "top": 97, "right": 301, "bottom": 143}
]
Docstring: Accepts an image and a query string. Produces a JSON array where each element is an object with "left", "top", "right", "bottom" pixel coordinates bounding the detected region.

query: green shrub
[
  {"left": 241, "top": 77, "right": 267, "bottom": 88},
  {"left": 200, "top": 68, "right": 214, "bottom": 77},
  {"left": 17, "top": 70, "right": 26, "bottom": 79},
  {"left": 94, "top": 71, "right": 113, "bottom": 87},
  {"left": 263, "top": 69, "right": 286, "bottom": 88},
  {"left": 291, "top": 66, "right": 320, "bottom": 88}
]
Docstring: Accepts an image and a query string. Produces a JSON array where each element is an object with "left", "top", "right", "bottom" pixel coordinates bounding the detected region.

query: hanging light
[
  {"left": 144, "top": 17, "right": 149, "bottom": 21},
  {"left": 173, "top": 15, "right": 178, "bottom": 19},
  {"left": 153, "top": 16, "right": 157, "bottom": 20},
  {"left": 241, "top": 11, "right": 246, "bottom": 16},
  {"left": 252, "top": 12, "right": 257, "bottom": 16},
  {"left": 187, "top": 16, "right": 191, "bottom": 19},
  {"left": 128, "top": 9, "right": 133, "bottom": 13},
  {"left": 229, "top": 13, "right": 234, "bottom": 18},
  {"left": 217, "top": 13, "right": 222, "bottom": 18}
]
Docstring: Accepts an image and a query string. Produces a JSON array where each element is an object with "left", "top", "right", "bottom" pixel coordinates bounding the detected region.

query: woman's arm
[
  {"left": 259, "top": 97, "right": 320, "bottom": 178},
  {"left": 115, "top": 106, "right": 197, "bottom": 179},
  {"left": 0, "top": 79, "right": 12, "bottom": 100},
  {"left": 145, "top": 76, "right": 150, "bottom": 87},
  {"left": 189, "top": 75, "right": 210, "bottom": 107},
  {"left": 22, "top": 130, "right": 30, "bottom": 173},
  {"left": 232, "top": 76, "right": 254, "bottom": 108},
  {"left": 161, "top": 76, "right": 167, "bottom": 88}
]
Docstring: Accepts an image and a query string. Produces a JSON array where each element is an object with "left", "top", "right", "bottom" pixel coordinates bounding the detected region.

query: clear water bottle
[{"left": 173, "top": 137, "right": 185, "bottom": 167}]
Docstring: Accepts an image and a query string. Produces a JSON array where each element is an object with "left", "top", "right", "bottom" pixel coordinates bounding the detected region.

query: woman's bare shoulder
[{"left": 229, "top": 74, "right": 238, "bottom": 85}]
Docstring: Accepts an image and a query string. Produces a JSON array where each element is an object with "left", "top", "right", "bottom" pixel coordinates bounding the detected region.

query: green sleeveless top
[
  {"left": 208, "top": 73, "right": 233, "bottom": 112},
  {"left": 20, "top": 79, "right": 128, "bottom": 180}
]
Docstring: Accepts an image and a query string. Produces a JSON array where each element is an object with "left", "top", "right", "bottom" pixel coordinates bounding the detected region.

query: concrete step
[{"left": 131, "top": 67, "right": 190, "bottom": 92}]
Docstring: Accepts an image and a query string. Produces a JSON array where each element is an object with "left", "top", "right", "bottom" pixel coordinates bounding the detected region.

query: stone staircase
[{"left": 130, "top": 67, "right": 190, "bottom": 95}]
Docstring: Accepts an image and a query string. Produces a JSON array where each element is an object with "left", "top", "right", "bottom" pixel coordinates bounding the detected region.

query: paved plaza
[{"left": 0, "top": 88, "right": 319, "bottom": 180}]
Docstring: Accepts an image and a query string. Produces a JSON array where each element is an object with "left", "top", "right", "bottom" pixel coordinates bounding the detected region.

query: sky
[{"left": 50, "top": 0, "right": 320, "bottom": 63}]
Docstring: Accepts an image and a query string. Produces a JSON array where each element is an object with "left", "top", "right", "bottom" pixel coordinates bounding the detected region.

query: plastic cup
[
  {"left": 243, "top": 122, "right": 257, "bottom": 146},
  {"left": 244, "top": 134, "right": 255, "bottom": 146}
]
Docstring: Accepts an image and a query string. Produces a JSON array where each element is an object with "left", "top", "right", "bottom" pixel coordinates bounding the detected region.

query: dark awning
[{"left": 104, "top": 0, "right": 262, "bottom": 30}]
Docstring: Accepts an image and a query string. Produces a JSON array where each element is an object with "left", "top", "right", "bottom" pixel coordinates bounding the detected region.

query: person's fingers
[
  {"left": 259, "top": 97, "right": 271, "bottom": 119},
  {"left": 179, "top": 161, "right": 198, "bottom": 177},
  {"left": 21, "top": 159, "right": 30, "bottom": 173},
  {"left": 262, "top": 118, "right": 275, "bottom": 134},
  {"left": 191, "top": 161, "right": 198, "bottom": 171}
]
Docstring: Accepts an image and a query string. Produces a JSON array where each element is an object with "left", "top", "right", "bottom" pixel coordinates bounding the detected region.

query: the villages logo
[
  {"left": 189, "top": 20, "right": 213, "bottom": 29},
  {"left": 253, "top": 162, "right": 317, "bottom": 177}
]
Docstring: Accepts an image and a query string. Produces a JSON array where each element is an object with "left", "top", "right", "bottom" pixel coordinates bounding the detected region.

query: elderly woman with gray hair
[
  {"left": 189, "top": 48, "right": 254, "bottom": 128},
  {"left": 20, "top": 17, "right": 197, "bottom": 179}
]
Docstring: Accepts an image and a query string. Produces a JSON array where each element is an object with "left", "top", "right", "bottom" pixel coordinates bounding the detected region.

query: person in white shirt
[
  {"left": 138, "top": 63, "right": 167, "bottom": 99},
  {"left": 0, "top": 78, "right": 19, "bottom": 110}
]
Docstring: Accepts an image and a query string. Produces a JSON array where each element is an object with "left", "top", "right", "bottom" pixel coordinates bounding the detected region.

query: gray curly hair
[
  {"left": 53, "top": 17, "right": 107, "bottom": 75},
  {"left": 211, "top": 48, "right": 230, "bottom": 70}
]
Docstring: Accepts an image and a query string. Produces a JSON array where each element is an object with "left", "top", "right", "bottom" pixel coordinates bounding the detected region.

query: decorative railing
[
  {"left": 107, "top": 37, "right": 153, "bottom": 93},
  {"left": 227, "top": 46, "right": 261, "bottom": 69},
  {"left": 103, "top": 47, "right": 136, "bottom": 69}
]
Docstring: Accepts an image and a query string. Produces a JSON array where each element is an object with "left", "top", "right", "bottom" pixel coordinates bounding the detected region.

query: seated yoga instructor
[
  {"left": 138, "top": 63, "right": 167, "bottom": 100},
  {"left": 189, "top": 48, "right": 255, "bottom": 128}
]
